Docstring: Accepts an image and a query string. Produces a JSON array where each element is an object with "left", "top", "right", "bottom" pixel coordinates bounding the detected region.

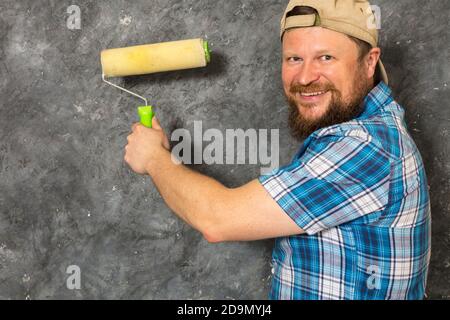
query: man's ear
[{"left": 366, "top": 47, "right": 381, "bottom": 80}]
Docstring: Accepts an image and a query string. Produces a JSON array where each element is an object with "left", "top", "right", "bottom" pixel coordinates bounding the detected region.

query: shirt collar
[{"left": 358, "top": 81, "right": 393, "bottom": 119}]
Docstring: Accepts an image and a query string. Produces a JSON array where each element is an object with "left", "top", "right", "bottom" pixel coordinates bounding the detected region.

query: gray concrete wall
[{"left": 0, "top": 0, "right": 448, "bottom": 299}]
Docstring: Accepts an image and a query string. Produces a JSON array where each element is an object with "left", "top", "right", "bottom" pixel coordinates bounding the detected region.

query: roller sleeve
[{"left": 101, "top": 38, "right": 209, "bottom": 77}]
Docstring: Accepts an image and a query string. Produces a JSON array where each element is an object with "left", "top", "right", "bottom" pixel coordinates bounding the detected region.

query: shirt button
[{"left": 271, "top": 267, "right": 275, "bottom": 274}]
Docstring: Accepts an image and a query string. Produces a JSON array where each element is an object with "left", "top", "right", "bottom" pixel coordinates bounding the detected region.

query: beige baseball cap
[{"left": 280, "top": 0, "right": 388, "bottom": 84}]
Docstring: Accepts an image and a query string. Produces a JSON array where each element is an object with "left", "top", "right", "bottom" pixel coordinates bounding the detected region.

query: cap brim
[{"left": 378, "top": 60, "right": 389, "bottom": 85}]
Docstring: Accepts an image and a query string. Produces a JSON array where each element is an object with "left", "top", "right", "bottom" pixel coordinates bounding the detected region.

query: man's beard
[{"left": 287, "top": 66, "right": 372, "bottom": 140}]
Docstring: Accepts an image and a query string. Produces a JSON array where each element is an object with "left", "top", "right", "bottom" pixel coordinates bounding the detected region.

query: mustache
[{"left": 289, "top": 82, "right": 336, "bottom": 94}]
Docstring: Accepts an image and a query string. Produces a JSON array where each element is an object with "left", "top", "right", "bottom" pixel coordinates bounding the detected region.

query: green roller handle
[{"left": 138, "top": 106, "right": 154, "bottom": 128}]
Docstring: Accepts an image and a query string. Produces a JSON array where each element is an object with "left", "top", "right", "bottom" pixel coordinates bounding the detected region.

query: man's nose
[{"left": 295, "top": 61, "right": 320, "bottom": 86}]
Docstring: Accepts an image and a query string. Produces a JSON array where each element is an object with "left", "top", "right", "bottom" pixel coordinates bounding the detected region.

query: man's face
[{"left": 282, "top": 27, "right": 372, "bottom": 140}]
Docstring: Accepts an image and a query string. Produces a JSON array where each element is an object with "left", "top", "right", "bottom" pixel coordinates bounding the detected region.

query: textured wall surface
[{"left": 0, "top": 0, "right": 448, "bottom": 299}]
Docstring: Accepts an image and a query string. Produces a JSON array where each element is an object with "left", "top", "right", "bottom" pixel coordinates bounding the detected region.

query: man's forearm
[{"left": 145, "top": 150, "right": 229, "bottom": 241}]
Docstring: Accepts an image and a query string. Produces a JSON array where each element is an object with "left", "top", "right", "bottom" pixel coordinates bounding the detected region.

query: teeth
[{"left": 301, "top": 91, "right": 325, "bottom": 97}]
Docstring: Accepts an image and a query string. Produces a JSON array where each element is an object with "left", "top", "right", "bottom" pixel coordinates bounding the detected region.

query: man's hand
[{"left": 124, "top": 117, "right": 170, "bottom": 175}]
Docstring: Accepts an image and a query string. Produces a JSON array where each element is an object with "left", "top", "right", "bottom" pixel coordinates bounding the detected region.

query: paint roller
[{"left": 101, "top": 38, "right": 211, "bottom": 128}]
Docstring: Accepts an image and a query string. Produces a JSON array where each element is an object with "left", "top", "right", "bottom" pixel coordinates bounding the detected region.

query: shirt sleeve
[{"left": 259, "top": 130, "right": 391, "bottom": 235}]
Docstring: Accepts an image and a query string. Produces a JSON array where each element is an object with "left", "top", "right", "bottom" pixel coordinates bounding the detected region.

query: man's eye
[
  {"left": 321, "top": 55, "right": 333, "bottom": 61},
  {"left": 287, "top": 57, "right": 302, "bottom": 62}
]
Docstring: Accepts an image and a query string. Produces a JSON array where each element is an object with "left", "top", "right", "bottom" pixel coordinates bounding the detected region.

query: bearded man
[{"left": 124, "top": 0, "right": 431, "bottom": 300}]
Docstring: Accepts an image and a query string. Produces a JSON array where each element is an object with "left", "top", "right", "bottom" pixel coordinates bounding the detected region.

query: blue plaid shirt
[{"left": 259, "top": 82, "right": 431, "bottom": 300}]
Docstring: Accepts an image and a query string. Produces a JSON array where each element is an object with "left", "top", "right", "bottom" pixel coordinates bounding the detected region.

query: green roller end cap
[
  {"left": 203, "top": 40, "right": 211, "bottom": 64},
  {"left": 138, "top": 106, "right": 154, "bottom": 128}
]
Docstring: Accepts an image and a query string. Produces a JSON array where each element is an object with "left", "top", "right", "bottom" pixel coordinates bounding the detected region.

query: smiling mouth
[{"left": 300, "top": 91, "right": 327, "bottom": 97}]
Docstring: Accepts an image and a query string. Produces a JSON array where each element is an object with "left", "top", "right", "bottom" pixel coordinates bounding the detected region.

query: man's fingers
[
  {"left": 131, "top": 122, "right": 141, "bottom": 132},
  {"left": 152, "top": 117, "right": 162, "bottom": 130},
  {"left": 162, "top": 137, "right": 170, "bottom": 150}
]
